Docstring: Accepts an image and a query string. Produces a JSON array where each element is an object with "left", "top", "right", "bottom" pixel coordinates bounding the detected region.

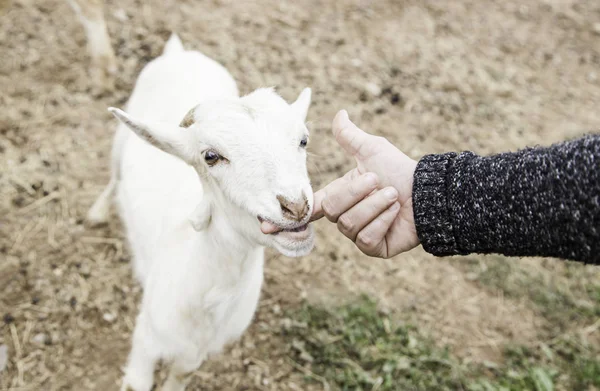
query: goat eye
[
  {"left": 299, "top": 136, "right": 308, "bottom": 148},
  {"left": 204, "top": 150, "right": 221, "bottom": 166}
]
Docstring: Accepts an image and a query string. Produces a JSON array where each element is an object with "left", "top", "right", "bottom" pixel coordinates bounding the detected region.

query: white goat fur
[{"left": 88, "top": 34, "right": 315, "bottom": 391}]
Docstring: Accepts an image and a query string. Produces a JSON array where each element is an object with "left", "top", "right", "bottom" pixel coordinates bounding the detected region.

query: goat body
[{"left": 88, "top": 34, "right": 314, "bottom": 391}]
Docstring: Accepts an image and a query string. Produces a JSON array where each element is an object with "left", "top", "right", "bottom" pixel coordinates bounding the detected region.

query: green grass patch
[
  {"left": 281, "top": 294, "right": 599, "bottom": 390},
  {"left": 282, "top": 295, "right": 464, "bottom": 390}
]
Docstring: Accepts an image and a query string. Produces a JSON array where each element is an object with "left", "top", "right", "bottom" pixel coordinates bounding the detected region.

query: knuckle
[
  {"left": 356, "top": 231, "right": 377, "bottom": 250},
  {"left": 337, "top": 214, "right": 354, "bottom": 234},
  {"left": 348, "top": 175, "right": 375, "bottom": 198},
  {"left": 322, "top": 199, "right": 339, "bottom": 222},
  {"left": 347, "top": 181, "right": 360, "bottom": 198}
]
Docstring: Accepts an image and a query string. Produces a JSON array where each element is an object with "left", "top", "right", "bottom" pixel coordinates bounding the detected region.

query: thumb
[{"left": 332, "top": 110, "right": 371, "bottom": 158}]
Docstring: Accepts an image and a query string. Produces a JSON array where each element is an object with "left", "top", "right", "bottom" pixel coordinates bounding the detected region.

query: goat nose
[{"left": 277, "top": 193, "right": 309, "bottom": 222}]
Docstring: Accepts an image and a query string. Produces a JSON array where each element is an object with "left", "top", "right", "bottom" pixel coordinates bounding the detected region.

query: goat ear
[
  {"left": 291, "top": 87, "right": 311, "bottom": 122},
  {"left": 108, "top": 107, "right": 193, "bottom": 163}
]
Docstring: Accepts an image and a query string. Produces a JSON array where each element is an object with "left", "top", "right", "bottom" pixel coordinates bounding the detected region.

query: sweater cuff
[{"left": 412, "top": 153, "right": 462, "bottom": 256}]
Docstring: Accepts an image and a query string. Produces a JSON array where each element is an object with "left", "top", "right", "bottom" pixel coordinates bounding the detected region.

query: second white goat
[{"left": 88, "top": 33, "right": 315, "bottom": 391}]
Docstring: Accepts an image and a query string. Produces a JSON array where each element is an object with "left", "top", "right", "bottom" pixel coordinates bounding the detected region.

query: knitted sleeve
[{"left": 412, "top": 134, "right": 600, "bottom": 264}]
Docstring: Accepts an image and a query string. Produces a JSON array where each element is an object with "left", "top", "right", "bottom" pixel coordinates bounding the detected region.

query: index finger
[
  {"left": 310, "top": 189, "right": 326, "bottom": 222},
  {"left": 310, "top": 171, "right": 378, "bottom": 223},
  {"left": 310, "top": 169, "right": 362, "bottom": 222}
]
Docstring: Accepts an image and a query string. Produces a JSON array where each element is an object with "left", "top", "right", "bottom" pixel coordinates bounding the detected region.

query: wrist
[{"left": 412, "top": 153, "right": 461, "bottom": 256}]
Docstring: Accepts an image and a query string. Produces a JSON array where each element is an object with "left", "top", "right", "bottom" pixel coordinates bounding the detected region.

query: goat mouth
[
  {"left": 258, "top": 216, "right": 315, "bottom": 256},
  {"left": 258, "top": 216, "right": 309, "bottom": 235},
  {"left": 282, "top": 224, "right": 308, "bottom": 233}
]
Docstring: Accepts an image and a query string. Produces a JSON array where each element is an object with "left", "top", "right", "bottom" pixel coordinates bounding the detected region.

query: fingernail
[
  {"left": 384, "top": 187, "right": 398, "bottom": 200},
  {"left": 334, "top": 110, "right": 350, "bottom": 129},
  {"left": 389, "top": 202, "right": 400, "bottom": 211},
  {"left": 364, "top": 173, "right": 378, "bottom": 187},
  {"left": 339, "top": 109, "right": 349, "bottom": 122}
]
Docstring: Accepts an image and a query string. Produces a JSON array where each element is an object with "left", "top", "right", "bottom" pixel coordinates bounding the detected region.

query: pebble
[
  {"left": 32, "top": 333, "right": 48, "bottom": 345},
  {"left": 113, "top": 9, "right": 128, "bottom": 22},
  {"left": 103, "top": 313, "right": 117, "bottom": 323},
  {"left": 365, "top": 82, "right": 382, "bottom": 96},
  {"left": 593, "top": 23, "right": 600, "bottom": 35}
]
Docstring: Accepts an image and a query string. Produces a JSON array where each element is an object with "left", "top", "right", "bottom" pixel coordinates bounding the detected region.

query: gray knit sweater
[{"left": 412, "top": 135, "right": 599, "bottom": 264}]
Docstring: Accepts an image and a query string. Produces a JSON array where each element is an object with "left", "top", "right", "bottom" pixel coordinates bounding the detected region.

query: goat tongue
[{"left": 260, "top": 220, "right": 282, "bottom": 234}]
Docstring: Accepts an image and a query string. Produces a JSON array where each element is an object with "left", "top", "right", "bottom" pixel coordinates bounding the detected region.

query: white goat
[
  {"left": 87, "top": 33, "right": 315, "bottom": 391},
  {"left": 67, "top": 0, "right": 116, "bottom": 86}
]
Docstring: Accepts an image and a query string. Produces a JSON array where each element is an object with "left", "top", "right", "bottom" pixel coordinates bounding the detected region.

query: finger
[
  {"left": 310, "top": 189, "right": 326, "bottom": 222},
  {"left": 332, "top": 110, "right": 371, "bottom": 158},
  {"left": 355, "top": 202, "right": 401, "bottom": 258},
  {"left": 310, "top": 169, "right": 363, "bottom": 222},
  {"left": 309, "top": 169, "right": 352, "bottom": 222},
  {"left": 337, "top": 187, "right": 398, "bottom": 241},
  {"left": 320, "top": 172, "right": 379, "bottom": 223}
]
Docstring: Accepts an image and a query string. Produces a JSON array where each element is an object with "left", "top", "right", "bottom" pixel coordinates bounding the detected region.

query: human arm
[
  {"left": 413, "top": 134, "right": 600, "bottom": 263},
  {"left": 308, "top": 110, "right": 600, "bottom": 264}
]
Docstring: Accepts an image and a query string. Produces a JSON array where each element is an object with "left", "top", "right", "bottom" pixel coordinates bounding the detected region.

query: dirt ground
[{"left": 1, "top": 0, "right": 599, "bottom": 390}]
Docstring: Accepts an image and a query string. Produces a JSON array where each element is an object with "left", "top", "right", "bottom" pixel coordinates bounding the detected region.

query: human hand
[{"left": 309, "top": 110, "right": 420, "bottom": 258}]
